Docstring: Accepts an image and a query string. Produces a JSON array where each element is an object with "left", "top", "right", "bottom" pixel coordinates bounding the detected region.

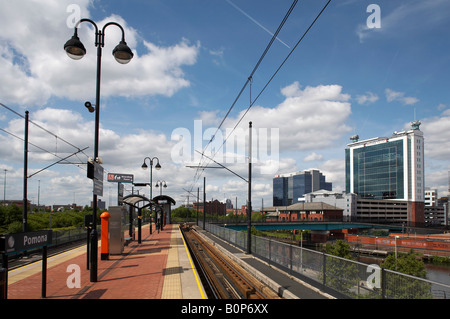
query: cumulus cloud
[
  {"left": 420, "top": 111, "right": 450, "bottom": 161},
  {"left": 0, "top": 0, "right": 200, "bottom": 106},
  {"left": 222, "top": 82, "right": 352, "bottom": 152},
  {"left": 303, "top": 152, "right": 323, "bottom": 162}
]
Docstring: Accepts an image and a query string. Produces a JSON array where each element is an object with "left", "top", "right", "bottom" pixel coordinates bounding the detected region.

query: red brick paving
[{"left": 7, "top": 224, "right": 173, "bottom": 299}]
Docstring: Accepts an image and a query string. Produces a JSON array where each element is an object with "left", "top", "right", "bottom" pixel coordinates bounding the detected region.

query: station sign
[
  {"left": 1, "top": 230, "right": 52, "bottom": 255},
  {"left": 87, "top": 161, "right": 104, "bottom": 196},
  {"left": 107, "top": 173, "right": 134, "bottom": 183}
]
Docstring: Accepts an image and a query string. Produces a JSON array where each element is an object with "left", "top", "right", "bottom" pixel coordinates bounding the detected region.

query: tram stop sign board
[{"left": 0, "top": 230, "right": 52, "bottom": 255}]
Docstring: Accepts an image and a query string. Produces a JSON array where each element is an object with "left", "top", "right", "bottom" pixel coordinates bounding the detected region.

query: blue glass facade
[
  {"left": 273, "top": 177, "right": 288, "bottom": 206},
  {"left": 346, "top": 140, "right": 404, "bottom": 200},
  {"left": 273, "top": 170, "right": 332, "bottom": 206}
]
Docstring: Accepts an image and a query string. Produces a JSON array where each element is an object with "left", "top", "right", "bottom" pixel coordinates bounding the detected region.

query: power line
[
  {"left": 189, "top": 0, "right": 299, "bottom": 194},
  {"left": 190, "top": 0, "right": 333, "bottom": 192},
  {"left": 0, "top": 102, "right": 84, "bottom": 152}
]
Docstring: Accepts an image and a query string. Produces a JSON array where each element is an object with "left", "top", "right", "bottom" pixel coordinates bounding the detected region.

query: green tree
[
  {"left": 322, "top": 240, "right": 359, "bottom": 296},
  {"left": 380, "top": 250, "right": 432, "bottom": 299},
  {"left": 324, "top": 240, "right": 354, "bottom": 260}
]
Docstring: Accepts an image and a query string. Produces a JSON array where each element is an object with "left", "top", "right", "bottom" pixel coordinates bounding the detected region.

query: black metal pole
[
  {"left": 247, "top": 121, "right": 252, "bottom": 254},
  {"left": 90, "top": 38, "right": 103, "bottom": 283},
  {"left": 129, "top": 205, "right": 133, "bottom": 238},
  {"left": 41, "top": 245, "right": 47, "bottom": 298},
  {"left": 23, "top": 111, "right": 29, "bottom": 232},
  {"left": 138, "top": 208, "right": 142, "bottom": 244},
  {"left": 203, "top": 177, "right": 206, "bottom": 230},
  {"left": 196, "top": 187, "right": 199, "bottom": 226}
]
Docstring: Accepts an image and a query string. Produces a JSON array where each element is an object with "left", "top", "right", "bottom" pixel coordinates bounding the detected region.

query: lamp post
[
  {"left": 142, "top": 157, "right": 161, "bottom": 232},
  {"left": 155, "top": 180, "right": 167, "bottom": 196},
  {"left": 64, "top": 18, "right": 133, "bottom": 282}
]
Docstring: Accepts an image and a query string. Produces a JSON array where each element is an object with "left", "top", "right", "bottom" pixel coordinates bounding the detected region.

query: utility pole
[
  {"left": 203, "top": 177, "right": 206, "bottom": 230},
  {"left": 23, "top": 111, "right": 29, "bottom": 232},
  {"left": 247, "top": 121, "right": 252, "bottom": 254}
]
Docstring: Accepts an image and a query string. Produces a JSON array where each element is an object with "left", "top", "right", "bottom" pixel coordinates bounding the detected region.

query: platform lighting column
[
  {"left": 142, "top": 157, "right": 161, "bottom": 233},
  {"left": 64, "top": 18, "right": 134, "bottom": 282}
]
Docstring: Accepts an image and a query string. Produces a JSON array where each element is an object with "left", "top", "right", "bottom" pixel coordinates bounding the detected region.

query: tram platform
[{"left": 6, "top": 223, "right": 206, "bottom": 299}]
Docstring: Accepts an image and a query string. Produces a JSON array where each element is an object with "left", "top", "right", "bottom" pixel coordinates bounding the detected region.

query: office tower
[
  {"left": 273, "top": 169, "right": 332, "bottom": 206},
  {"left": 345, "top": 120, "right": 424, "bottom": 226}
]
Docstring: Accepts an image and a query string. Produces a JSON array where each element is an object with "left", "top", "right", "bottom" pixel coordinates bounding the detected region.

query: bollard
[{"left": 100, "top": 212, "right": 110, "bottom": 260}]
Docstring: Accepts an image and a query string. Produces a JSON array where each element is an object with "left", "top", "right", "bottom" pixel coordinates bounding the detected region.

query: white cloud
[
  {"left": 356, "top": 92, "right": 378, "bottom": 105},
  {"left": 223, "top": 82, "right": 352, "bottom": 152},
  {"left": 420, "top": 112, "right": 450, "bottom": 161},
  {"left": 0, "top": 1, "right": 200, "bottom": 106},
  {"left": 303, "top": 152, "right": 323, "bottom": 162},
  {"left": 316, "top": 158, "right": 345, "bottom": 192},
  {"left": 385, "top": 88, "right": 418, "bottom": 105}
]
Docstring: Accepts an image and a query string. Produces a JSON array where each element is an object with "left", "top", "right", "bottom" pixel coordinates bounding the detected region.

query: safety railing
[{"left": 203, "top": 222, "right": 450, "bottom": 299}]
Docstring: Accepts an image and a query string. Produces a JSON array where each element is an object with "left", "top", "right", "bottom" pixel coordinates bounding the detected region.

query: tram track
[{"left": 181, "top": 224, "right": 280, "bottom": 300}]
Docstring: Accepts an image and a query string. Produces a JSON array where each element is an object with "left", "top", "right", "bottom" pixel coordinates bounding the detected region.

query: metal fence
[{"left": 204, "top": 222, "right": 450, "bottom": 299}]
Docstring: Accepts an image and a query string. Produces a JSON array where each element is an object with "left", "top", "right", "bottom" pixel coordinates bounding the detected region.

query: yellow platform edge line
[{"left": 178, "top": 225, "right": 206, "bottom": 299}]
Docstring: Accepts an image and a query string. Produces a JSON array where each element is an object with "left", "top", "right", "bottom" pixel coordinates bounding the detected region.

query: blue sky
[{"left": 0, "top": 0, "right": 450, "bottom": 209}]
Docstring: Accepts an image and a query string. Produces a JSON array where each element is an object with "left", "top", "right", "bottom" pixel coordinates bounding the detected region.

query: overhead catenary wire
[
  {"left": 189, "top": 0, "right": 332, "bottom": 195},
  {"left": 189, "top": 0, "right": 300, "bottom": 194},
  {"left": 0, "top": 102, "right": 84, "bottom": 153},
  {"left": 0, "top": 102, "right": 92, "bottom": 175}
]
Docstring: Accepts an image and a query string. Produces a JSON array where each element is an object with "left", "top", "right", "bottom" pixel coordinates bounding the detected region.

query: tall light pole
[
  {"left": 3, "top": 169, "right": 6, "bottom": 205},
  {"left": 64, "top": 18, "right": 133, "bottom": 282},
  {"left": 247, "top": 121, "right": 252, "bottom": 254},
  {"left": 155, "top": 180, "right": 167, "bottom": 196},
  {"left": 142, "top": 157, "right": 161, "bottom": 232}
]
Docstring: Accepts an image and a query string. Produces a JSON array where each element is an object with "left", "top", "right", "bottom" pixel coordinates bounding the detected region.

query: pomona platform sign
[{"left": 1, "top": 230, "right": 52, "bottom": 255}]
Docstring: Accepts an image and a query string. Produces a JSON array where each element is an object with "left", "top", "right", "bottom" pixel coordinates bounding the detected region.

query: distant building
[
  {"left": 305, "top": 190, "right": 357, "bottom": 222},
  {"left": 2, "top": 200, "right": 31, "bottom": 207},
  {"left": 193, "top": 199, "right": 226, "bottom": 216},
  {"left": 262, "top": 202, "right": 343, "bottom": 222},
  {"left": 345, "top": 121, "right": 425, "bottom": 227},
  {"left": 90, "top": 199, "right": 106, "bottom": 210},
  {"left": 424, "top": 188, "right": 438, "bottom": 207},
  {"left": 273, "top": 169, "right": 332, "bottom": 206},
  {"left": 53, "top": 203, "right": 83, "bottom": 212}
]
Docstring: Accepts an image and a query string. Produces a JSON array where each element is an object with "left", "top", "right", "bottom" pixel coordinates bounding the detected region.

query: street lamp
[
  {"left": 155, "top": 180, "right": 167, "bottom": 196},
  {"left": 142, "top": 157, "right": 161, "bottom": 232},
  {"left": 64, "top": 18, "right": 133, "bottom": 283}
]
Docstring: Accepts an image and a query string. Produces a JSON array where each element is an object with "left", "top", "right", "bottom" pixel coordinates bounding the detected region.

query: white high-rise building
[{"left": 345, "top": 120, "right": 425, "bottom": 226}]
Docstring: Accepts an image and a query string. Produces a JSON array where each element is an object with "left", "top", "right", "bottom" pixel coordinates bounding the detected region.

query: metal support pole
[
  {"left": 23, "top": 111, "right": 29, "bottom": 232},
  {"left": 196, "top": 187, "right": 199, "bottom": 226},
  {"left": 41, "top": 246, "right": 47, "bottom": 298},
  {"left": 89, "top": 37, "right": 103, "bottom": 283},
  {"left": 247, "top": 121, "right": 252, "bottom": 254},
  {"left": 203, "top": 177, "right": 206, "bottom": 230},
  {"left": 138, "top": 208, "right": 142, "bottom": 244}
]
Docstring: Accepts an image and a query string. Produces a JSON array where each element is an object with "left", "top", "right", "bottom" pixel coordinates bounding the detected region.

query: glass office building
[
  {"left": 346, "top": 139, "right": 404, "bottom": 199},
  {"left": 273, "top": 169, "right": 332, "bottom": 206},
  {"left": 345, "top": 121, "right": 425, "bottom": 226}
]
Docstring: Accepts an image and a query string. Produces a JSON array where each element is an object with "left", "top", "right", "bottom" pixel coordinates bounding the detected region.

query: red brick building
[
  {"left": 193, "top": 199, "right": 227, "bottom": 216},
  {"left": 263, "top": 202, "right": 343, "bottom": 222}
]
